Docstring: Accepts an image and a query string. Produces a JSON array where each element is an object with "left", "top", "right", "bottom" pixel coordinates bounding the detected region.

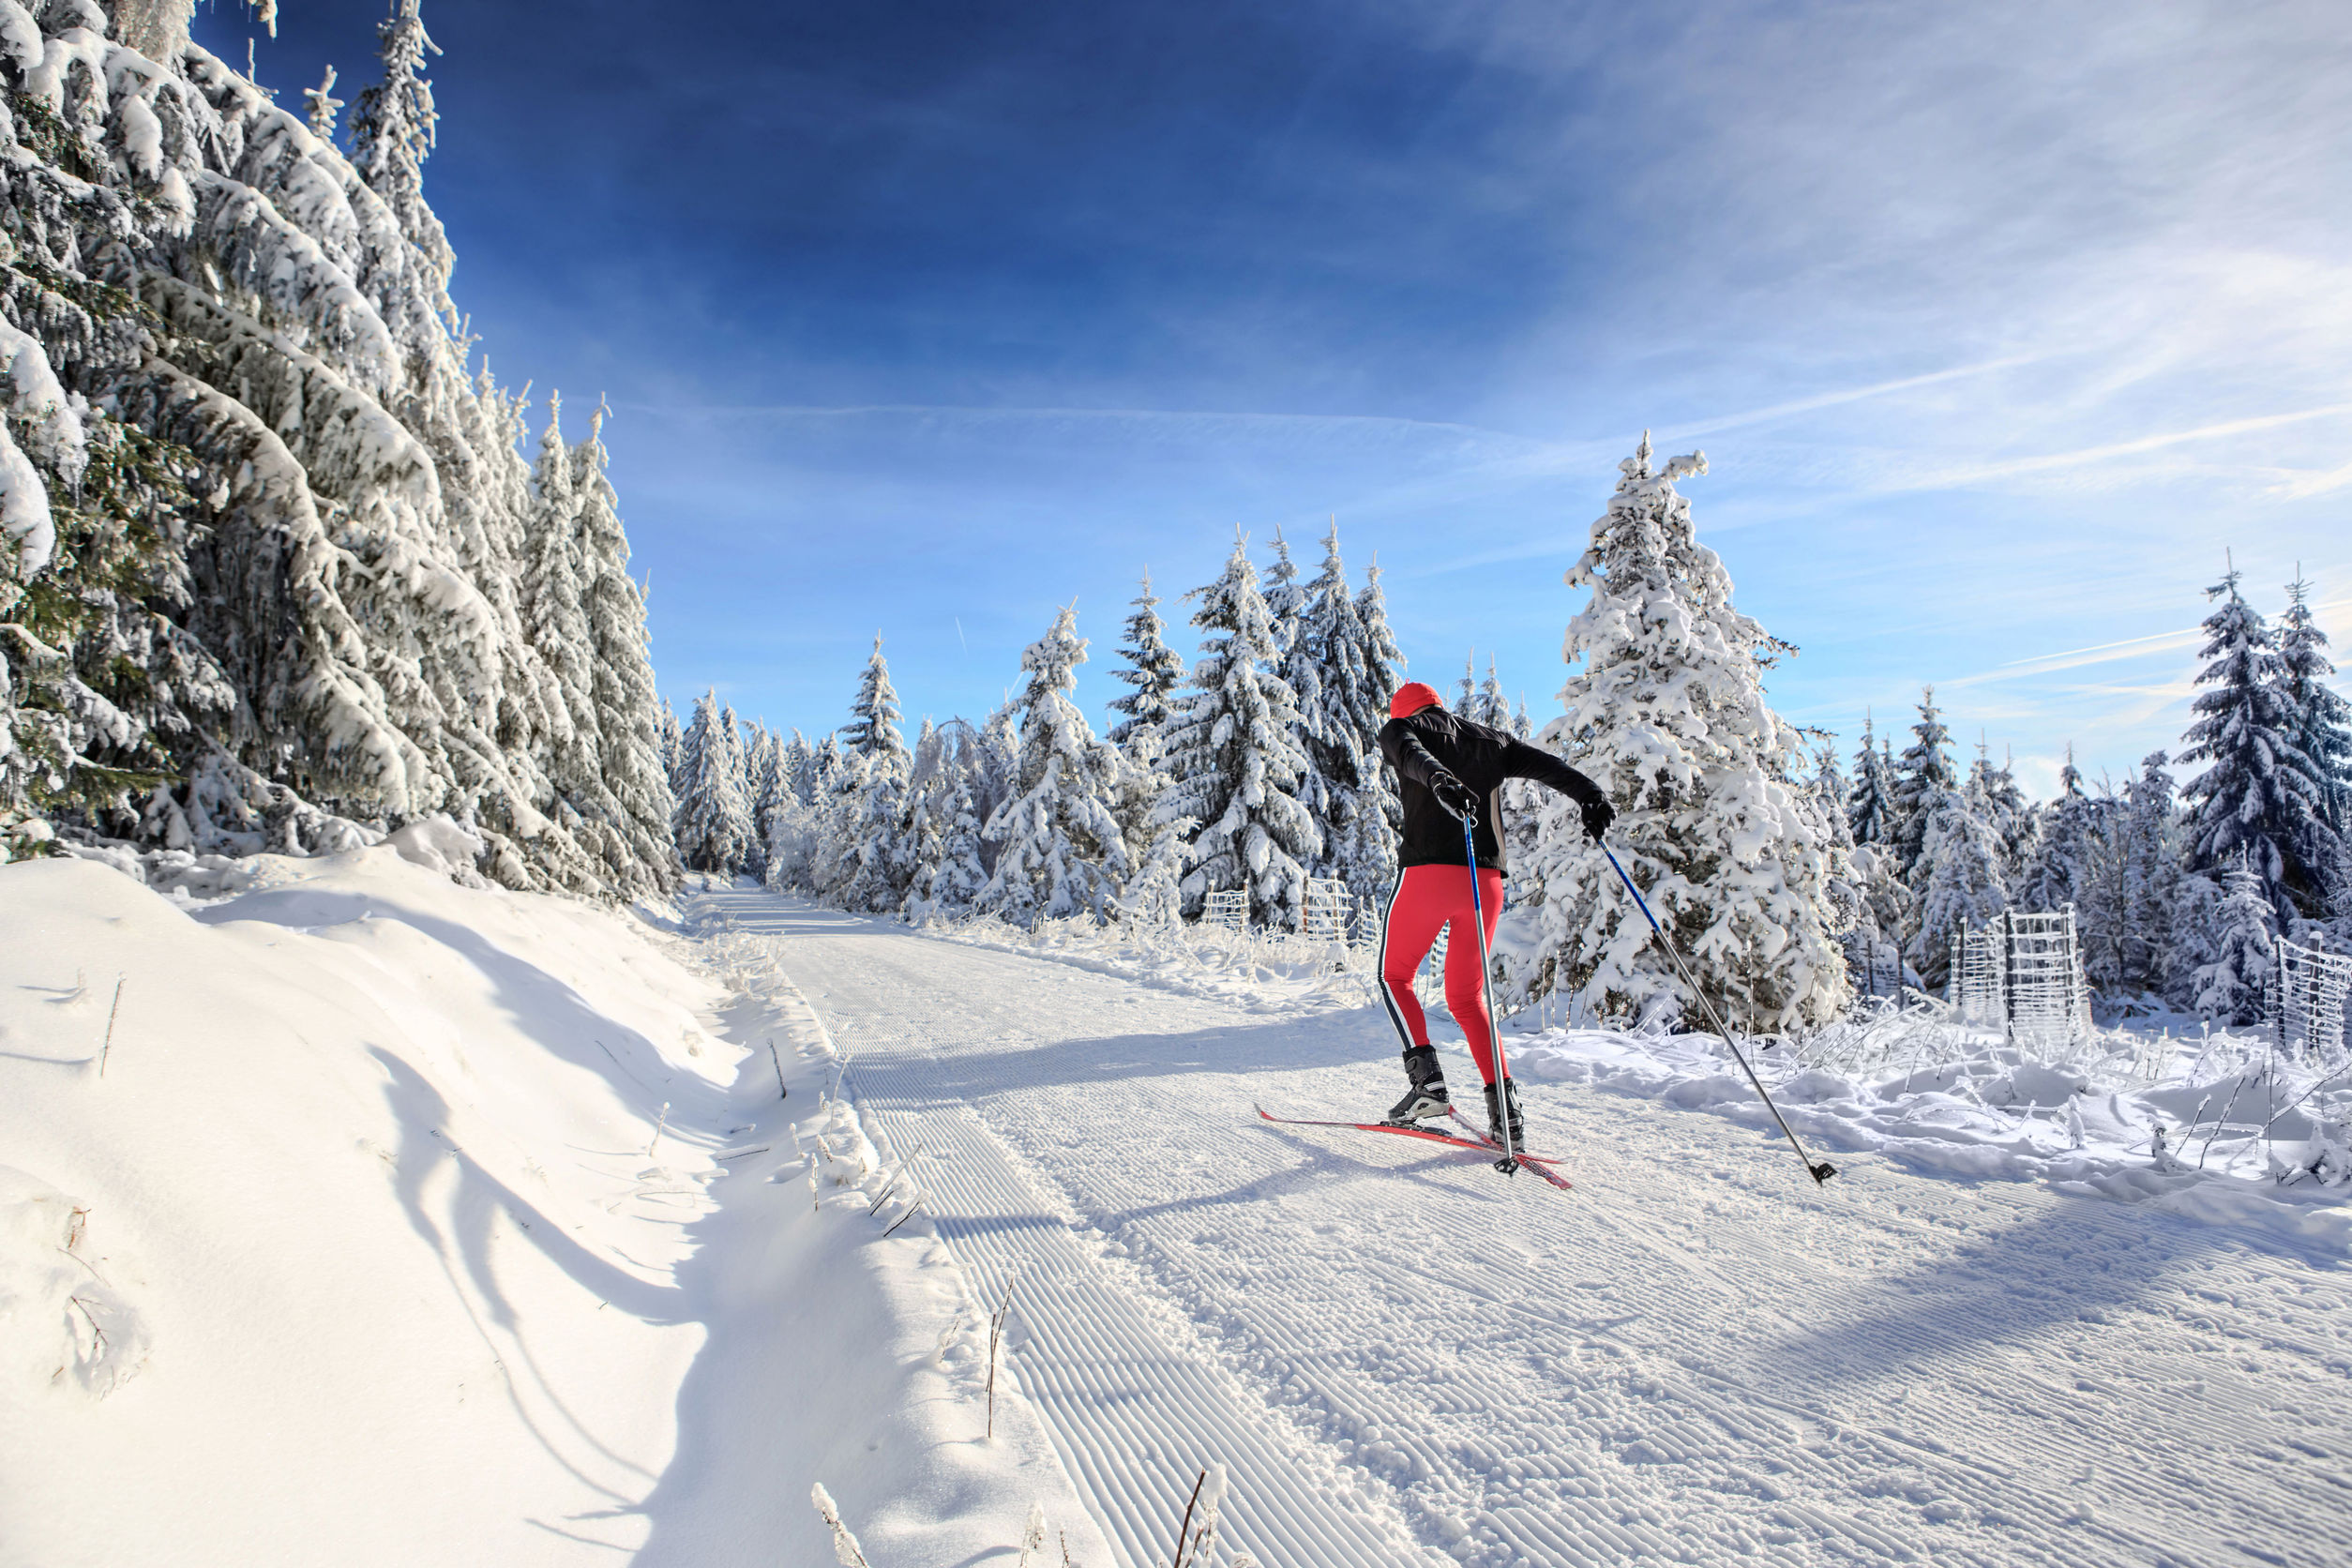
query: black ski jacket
[{"left": 1378, "top": 707, "right": 1604, "bottom": 872}]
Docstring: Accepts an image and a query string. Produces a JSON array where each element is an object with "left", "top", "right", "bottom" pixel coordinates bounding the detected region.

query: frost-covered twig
[
  {"left": 881, "top": 1200, "right": 926, "bottom": 1239},
  {"left": 646, "top": 1100, "right": 671, "bottom": 1159},
  {"left": 810, "top": 1483, "right": 871, "bottom": 1567}
]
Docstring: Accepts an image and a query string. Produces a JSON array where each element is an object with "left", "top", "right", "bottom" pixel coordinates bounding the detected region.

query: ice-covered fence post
[
  {"left": 2000, "top": 910, "right": 2017, "bottom": 1048},
  {"left": 1301, "top": 876, "right": 1348, "bottom": 942}
]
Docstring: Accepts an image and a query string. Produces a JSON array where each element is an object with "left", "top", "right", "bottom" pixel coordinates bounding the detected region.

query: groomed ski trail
[{"left": 706, "top": 891, "right": 2352, "bottom": 1568}]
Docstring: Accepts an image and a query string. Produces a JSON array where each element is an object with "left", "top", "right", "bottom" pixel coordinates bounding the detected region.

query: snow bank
[
  {"left": 1496, "top": 1019, "right": 2352, "bottom": 1252},
  {"left": 0, "top": 850, "right": 1104, "bottom": 1566}
]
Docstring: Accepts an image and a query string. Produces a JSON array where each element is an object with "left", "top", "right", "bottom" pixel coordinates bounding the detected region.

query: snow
[
  {"left": 0, "top": 850, "right": 1104, "bottom": 1567},
  {"left": 15, "top": 844, "right": 2352, "bottom": 1567},
  {"left": 710, "top": 884, "right": 2352, "bottom": 1568}
]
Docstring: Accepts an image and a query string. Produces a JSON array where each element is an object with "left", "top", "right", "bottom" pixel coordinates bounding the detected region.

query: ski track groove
[{"left": 706, "top": 894, "right": 2352, "bottom": 1568}]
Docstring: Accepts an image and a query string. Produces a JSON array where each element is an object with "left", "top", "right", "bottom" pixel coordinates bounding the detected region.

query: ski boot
[
  {"left": 1385, "top": 1046, "right": 1451, "bottom": 1123},
  {"left": 1483, "top": 1078, "right": 1525, "bottom": 1150}
]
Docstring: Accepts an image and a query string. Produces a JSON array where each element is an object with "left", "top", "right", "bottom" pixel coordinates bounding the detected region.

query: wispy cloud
[{"left": 1885, "top": 405, "right": 2352, "bottom": 494}]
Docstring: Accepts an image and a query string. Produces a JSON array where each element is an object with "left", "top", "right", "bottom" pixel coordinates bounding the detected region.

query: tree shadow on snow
[
  {"left": 1758, "top": 1191, "right": 2334, "bottom": 1389},
  {"left": 200, "top": 886, "right": 726, "bottom": 1128},
  {"left": 369, "top": 1047, "right": 690, "bottom": 1513}
]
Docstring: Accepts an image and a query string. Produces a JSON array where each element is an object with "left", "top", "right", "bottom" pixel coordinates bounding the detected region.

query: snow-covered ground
[
  {"left": 11, "top": 859, "right": 2352, "bottom": 1567},
  {"left": 0, "top": 851, "right": 1103, "bottom": 1568},
  {"left": 713, "top": 887, "right": 2352, "bottom": 1568}
]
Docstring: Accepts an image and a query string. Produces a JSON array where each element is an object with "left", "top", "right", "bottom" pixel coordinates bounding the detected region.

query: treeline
[
  {"left": 680, "top": 440, "right": 2352, "bottom": 1035},
  {"left": 663, "top": 524, "right": 1412, "bottom": 928},
  {"left": 1828, "top": 566, "right": 2351, "bottom": 1023}
]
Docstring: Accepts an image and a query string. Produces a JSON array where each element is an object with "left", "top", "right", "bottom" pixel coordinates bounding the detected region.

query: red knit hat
[{"left": 1389, "top": 682, "right": 1442, "bottom": 718}]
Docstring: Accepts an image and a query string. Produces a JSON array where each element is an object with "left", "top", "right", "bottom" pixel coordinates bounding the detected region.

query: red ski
[
  {"left": 1444, "top": 1105, "right": 1576, "bottom": 1191},
  {"left": 1254, "top": 1104, "right": 1573, "bottom": 1191}
]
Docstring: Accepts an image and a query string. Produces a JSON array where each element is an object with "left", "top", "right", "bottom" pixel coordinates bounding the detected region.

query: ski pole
[
  {"left": 1462, "top": 810, "right": 1519, "bottom": 1176},
  {"left": 1601, "top": 844, "right": 1836, "bottom": 1187}
]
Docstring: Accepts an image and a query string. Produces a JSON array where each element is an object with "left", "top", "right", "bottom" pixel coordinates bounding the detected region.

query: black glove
[
  {"left": 1579, "top": 794, "right": 1615, "bottom": 844},
  {"left": 1431, "top": 773, "right": 1478, "bottom": 822}
]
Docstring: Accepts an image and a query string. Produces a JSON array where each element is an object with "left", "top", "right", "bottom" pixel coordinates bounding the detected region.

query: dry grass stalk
[
  {"left": 98, "top": 977, "right": 124, "bottom": 1077},
  {"left": 988, "top": 1265, "right": 1020, "bottom": 1438}
]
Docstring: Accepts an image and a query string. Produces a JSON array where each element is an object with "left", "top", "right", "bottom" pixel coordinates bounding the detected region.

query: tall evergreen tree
[
  {"left": 978, "top": 606, "right": 1133, "bottom": 923},
  {"left": 1890, "top": 686, "right": 1957, "bottom": 885},
  {"left": 2195, "top": 857, "right": 2276, "bottom": 1025},
  {"left": 2120, "top": 752, "right": 2184, "bottom": 993},
  {"left": 1157, "top": 538, "right": 1319, "bottom": 927},
  {"left": 1354, "top": 556, "right": 1408, "bottom": 896},
  {"left": 1847, "top": 714, "right": 1900, "bottom": 848},
  {"left": 840, "top": 637, "right": 909, "bottom": 764},
  {"left": 2280, "top": 569, "right": 2352, "bottom": 857},
  {"left": 2178, "top": 564, "right": 2342, "bottom": 927},
  {"left": 573, "top": 401, "right": 677, "bottom": 890},
  {"left": 1106, "top": 570, "right": 1187, "bottom": 750},
  {"left": 1907, "top": 777, "right": 2010, "bottom": 988},
  {"left": 1474, "top": 656, "right": 1511, "bottom": 730},
  {"left": 1292, "top": 522, "right": 1388, "bottom": 902},
  {"left": 348, "top": 0, "right": 455, "bottom": 290},
  {"left": 1518, "top": 437, "right": 1848, "bottom": 1030},
  {"left": 1263, "top": 527, "right": 1306, "bottom": 656},
  {"left": 672, "top": 690, "right": 754, "bottom": 875},
  {"left": 2017, "top": 745, "right": 2093, "bottom": 913}
]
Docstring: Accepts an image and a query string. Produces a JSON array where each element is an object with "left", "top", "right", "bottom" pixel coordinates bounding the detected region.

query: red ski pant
[{"left": 1377, "top": 863, "right": 1506, "bottom": 1084}]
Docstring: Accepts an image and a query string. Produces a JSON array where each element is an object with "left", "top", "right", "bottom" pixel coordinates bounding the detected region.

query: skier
[{"left": 1377, "top": 681, "right": 1613, "bottom": 1145}]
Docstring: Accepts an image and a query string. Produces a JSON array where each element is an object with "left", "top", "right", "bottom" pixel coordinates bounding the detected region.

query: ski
[
  {"left": 1254, "top": 1105, "right": 1572, "bottom": 1189},
  {"left": 1445, "top": 1106, "right": 1576, "bottom": 1192}
]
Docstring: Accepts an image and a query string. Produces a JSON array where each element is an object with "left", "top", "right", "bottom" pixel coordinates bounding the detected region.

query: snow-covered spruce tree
[
  {"left": 1906, "top": 779, "right": 2010, "bottom": 988},
  {"left": 572, "top": 401, "right": 676, "bottom": 891},
  {"left": 671, "top": 691, "right": 754, "bottom": 875},
  {"left": 1106, "top": 570, "right": 1186, "bottom": 751},
  {"left": 519, "top": 395, "right": 607, "bottom": 888},
  {"left": 1890, "top": 687, "right": 1958, "bottom": 885},
  {"left": 1515, "top": 436, "right": 1848, "bottom": 1031},
  {"left": 1846, "top": 715, "right": 1900, "bottom": 848},
  {"left": 2017, "top": 746, "right": 2091, "bottom": 912},
  {"left": 927, "top": 766, "right": 989, "bottom": 918},
  {"left": 1289, "top": 522, "right": 1382, "bottom": 899},
  {"left": 347, "top": 0, "right": 453, "bottom": 292},
  {"left": 2195, "top": 856, "right": 2276, "bottom": 1025},
  {"left": 1298, "top": 521, "right": 1382, "bottom": 902},
  {"left": 0, "top": 6, "right": 671, "bottom": 896},
  {"left": 1158, "top": 536, "right": 1319, "bottom": 927},
  {"left": 2121, "top": 751, "right": 2184, "bottom": 994},
  {"left": 2178, "top": 565, "right": 2343, "bottom": 929},
  {"left": 976, "top": 605, "right": 1131, "bottom": 924},
  {"left": 2281, "top": 569, "right": 2352, "bottom": 895},
  {"left": 1263, "top": 525, "right": 1304, "bottom": 656},
  {"left": 1350, "top": 554, "right": 1407, "bottom": 899},
  {"left": 841, "top": 636, "right": 908, "bottom": 762},
  {"left": 656, "top": 699, "right": 683, "bottom": 785}
]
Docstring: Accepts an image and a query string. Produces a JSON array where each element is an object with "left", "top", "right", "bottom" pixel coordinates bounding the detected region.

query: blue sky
[{"left": 207, "top": 1, "right": 2352, "bottom": 798}]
